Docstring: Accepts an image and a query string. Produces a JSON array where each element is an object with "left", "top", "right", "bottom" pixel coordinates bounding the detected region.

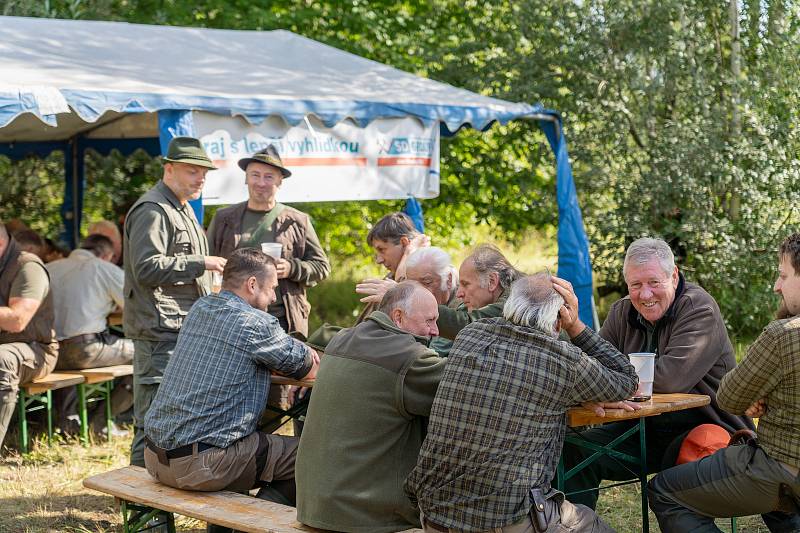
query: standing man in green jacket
[
  {"left": 124, "top": 137, "right": 227, "bottom": 467},
  {"left": 207, "top": 145, "right": 330, "bottom": 339},
  {"left": 648, "top": 233, "right": 800, "bottom": 532},
  {"left": 296, "top": 281, "right": 447, "bottom": 532}
]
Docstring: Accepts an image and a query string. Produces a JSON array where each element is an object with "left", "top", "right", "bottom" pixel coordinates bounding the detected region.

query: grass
[{"left": 0, "top": 427, "right": 773, "bottom": 532}]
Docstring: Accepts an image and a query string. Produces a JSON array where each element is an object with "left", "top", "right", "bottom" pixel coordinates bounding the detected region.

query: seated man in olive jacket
[
  {"left": 562, "top": 237, "right": 754, "bottom": 509},
  {"left": 296, "top": 281, "right": 447, "bottom": 533}
]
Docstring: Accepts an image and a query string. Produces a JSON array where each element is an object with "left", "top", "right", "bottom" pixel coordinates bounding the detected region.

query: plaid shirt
[
  {"left": 405, "top": 318, "right": 637, "bottom": 531},
  {"left": 145, "top": 290, "right": 311, "bottom": 449},
  {"left": 718, "top": 316, "right": 800, "bottom": 469}
]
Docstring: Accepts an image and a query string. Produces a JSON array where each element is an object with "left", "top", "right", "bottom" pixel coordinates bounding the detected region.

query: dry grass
[{"left": 0, "top": 431, "right": 774, "bottom": 532}]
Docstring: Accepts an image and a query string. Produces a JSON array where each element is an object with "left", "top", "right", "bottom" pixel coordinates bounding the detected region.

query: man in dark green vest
[
  {"left": 0, "top": 221, "right": 58, "bottom": 450},
  {"left": 296, "top": 281, "right": 447, "bottom": 532},
  {"left": 123, "top": 137, "right": 227, "bottom": 467}
]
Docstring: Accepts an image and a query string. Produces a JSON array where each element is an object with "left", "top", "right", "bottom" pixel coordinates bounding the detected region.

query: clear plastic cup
[
  {"left": 628, "top": 352, "right": 655, "bottom": 401},
  {"left": 261, "top": 242, "right": 283, "bottom": 259},
  {"left": 211, "top": 272, "right": 223, "bottom": 294}
]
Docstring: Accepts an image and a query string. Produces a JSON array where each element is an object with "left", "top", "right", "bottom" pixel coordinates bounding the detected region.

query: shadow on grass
[{"left": 0, "top": 492, "right": 117, "bottom": 532}]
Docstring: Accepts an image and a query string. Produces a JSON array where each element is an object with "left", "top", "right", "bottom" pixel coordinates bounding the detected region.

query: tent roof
[{"left": 0, "top": 16, "right": 549, "bottom": 142}]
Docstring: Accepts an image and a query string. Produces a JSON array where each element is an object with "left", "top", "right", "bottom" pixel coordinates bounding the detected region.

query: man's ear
[
  {"left": 391, "top": 307, "right": 404, "bottom": 326},
  {"left": 487, "top": 272, "right": 500, "bottom": 292},
  {"left": 446, "top": 272, "right": 453, "bottom": 290},
  {"left": 399, "top": 236, "right": 410, "bottom": 248},
  {"left": 247, "top": 276, "right": 259, "bottom": 294}
]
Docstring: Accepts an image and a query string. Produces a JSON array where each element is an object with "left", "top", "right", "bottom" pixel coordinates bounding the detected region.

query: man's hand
[
  {"left": 745, "top": 398, "right": 767, "bottom": 418},
  {"left": 581, "top": 400, "right": 643, "bottom": 417},
  {"left": 355, "top": 278, "right": 397, "bottom": 304},
  {"left": 275, "top": 258, "right": 292, "bottom": 279},
  {"left": 394, "top": 233, "right": 431, "bottom": 280},
  {"left": 204, "top": 255, "right": 227, "bottom": 273},
  {"left": 552, "top": 276, "right": 585, "bottom": 338}
]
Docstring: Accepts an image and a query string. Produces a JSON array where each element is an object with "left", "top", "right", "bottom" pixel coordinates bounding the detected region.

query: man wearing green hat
[
  {"left": 124, "top": 136, "right": 227, "bottom": 467},
  {"left": 207, "top": 145, "right": 330, "bottom": 339}
]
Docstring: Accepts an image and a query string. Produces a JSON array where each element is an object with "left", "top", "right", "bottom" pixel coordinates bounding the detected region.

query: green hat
[
  {"left": 237, "top": 145, "right": 292, "bottom": 178},
  {"left": 163, "top": 136, "right": 217, "bottom": 169}
]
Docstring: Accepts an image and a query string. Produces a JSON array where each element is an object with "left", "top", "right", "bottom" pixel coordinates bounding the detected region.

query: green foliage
[{"left": 2, "top": 0, "right": 799, "bottom": 338}]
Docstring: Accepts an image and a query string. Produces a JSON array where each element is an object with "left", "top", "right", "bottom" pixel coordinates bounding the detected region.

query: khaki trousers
[
  {"left": 420, "top": 498, "right": 614, "bottom": 533},
  {"left": 144, "top": 431, "right": 298, "bottom": 493}
]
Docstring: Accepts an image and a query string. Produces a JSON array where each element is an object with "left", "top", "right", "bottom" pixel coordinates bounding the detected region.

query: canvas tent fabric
[{"left": 0, "top": 15, "right": 595, "bottom": 327}]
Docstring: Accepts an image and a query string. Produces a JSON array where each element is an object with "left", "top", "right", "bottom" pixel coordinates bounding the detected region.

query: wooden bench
[
  {"left": 84, "top": 466, "right": 423, "bottom": 533},
  {"left": 62, "top": 364, "right": 133, "bottom": 445},
  {"left": 18, "top": 372, "right": 85, "bottom": 453}
]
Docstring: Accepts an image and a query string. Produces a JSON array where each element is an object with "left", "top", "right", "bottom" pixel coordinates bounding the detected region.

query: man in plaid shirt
[
  {"left": 648, "top": 234, "right": 800, "bottom": 532},
  {"left": 405, "top": 274, "right": 637, "bottom": 532},
  {"left": 144, "top": 248, "right": 319, "bottom": 508}
]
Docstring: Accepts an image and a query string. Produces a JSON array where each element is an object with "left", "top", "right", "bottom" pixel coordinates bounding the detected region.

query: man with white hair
[
  {"left": 562, "top": 237, "right": 754, "bottom": 509},
  {"left": 358, "top": 244, "right": 523, "bottom": 342},
  {"left": 405, "top": 273, "right": 637, "bottom": 532},
  {"left": 296, "top": 281, "right": 447, "bottom": 532},
  {"left": 405, "top": 247, "right": 460, "bottom": 356}
]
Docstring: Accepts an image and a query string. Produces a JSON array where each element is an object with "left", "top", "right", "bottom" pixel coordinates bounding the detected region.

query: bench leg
[
  {"left": 120, "top": 499, "right": 176, "bottom": 533},
  {"left": 731, "top": 516, "right": 738, "bottom": 532},
  {"left": 17, "top": 390, "right": 28, "bottom": 453},
  {"left": 105, "top": 380, "right": 113, "bottom": 441},
  {"left": 46, "top": 390, "right": 53, "bottom": 446},
  {"left": 77, "top": 383, "right": 89, "bottom": 445}
]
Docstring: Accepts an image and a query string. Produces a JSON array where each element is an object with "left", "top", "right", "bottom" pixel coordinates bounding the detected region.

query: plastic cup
[
  {"left": 261, "top": 242, "right": 283, "bottom": 259},
  {"left": 628, "top": 352, "right": 655, "bottom": 401},
  {"left": 211, "top": 272, "right": 223, "bottom": 294}
]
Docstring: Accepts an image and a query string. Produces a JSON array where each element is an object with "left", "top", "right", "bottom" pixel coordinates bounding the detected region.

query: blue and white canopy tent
[{"left": 0, "top": 16, "right": 596, "bottom": 327}]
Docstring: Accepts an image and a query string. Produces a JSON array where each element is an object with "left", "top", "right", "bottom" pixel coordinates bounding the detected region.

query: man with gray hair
[
  {"left": 297, "top": 281, "right": 447, "bottom": 532},
  {"left": 562, "top": 237, "right": 754, "bottom": 509},
  {"left": 406, "top": 274, "right": 637, "bottom": 532},
  {"left": 405, "top": 246, "right": 460, "bottom": 356},
  {"left": 437, "top": 243, "right": 524, "bottom": 340}
]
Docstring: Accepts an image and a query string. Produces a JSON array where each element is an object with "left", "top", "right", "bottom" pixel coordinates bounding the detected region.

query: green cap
[
  {"left": 162, "top": 136, "right": 217, "bottom": 169},
  {"left": 237, "top": 144, "right": 292, "bottom": 178}
]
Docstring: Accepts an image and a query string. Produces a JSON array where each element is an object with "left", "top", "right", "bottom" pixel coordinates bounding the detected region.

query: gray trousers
[
  {"left": 648, "top": 441, "right": 800, "bottom": 532},
  {"left": 130, "top": 339, "right": 176, "bottom": 467}
]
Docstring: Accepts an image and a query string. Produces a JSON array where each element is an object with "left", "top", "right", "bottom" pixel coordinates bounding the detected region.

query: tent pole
[{"left": 71, "top": 135, "right": 80, "bottom": 248}]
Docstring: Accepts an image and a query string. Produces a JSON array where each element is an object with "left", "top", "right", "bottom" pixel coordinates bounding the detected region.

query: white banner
[{"left": 194, "top": 112, "right": 440, "bottom": 205}]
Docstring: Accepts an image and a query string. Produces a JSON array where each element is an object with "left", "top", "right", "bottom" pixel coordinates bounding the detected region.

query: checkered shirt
[
  {"left": 718, "top": 316, "right": 800, "bottom": 469},
  {"left": 405, "top": 318, "right": 638, "bottom": 531},
  {"left": 145, "top": 290, "right": 311, "bottom": 449}
]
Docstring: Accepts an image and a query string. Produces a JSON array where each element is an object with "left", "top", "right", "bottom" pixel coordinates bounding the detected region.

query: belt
[
  {"left": 60, "top": 333, "right": 100, "bottom": 345},
  {"left": 145, "top": 436, "right": 216, "bottom": 465},
  {"left": 422, "top": 517, "right": 449, "bottom": 532}
]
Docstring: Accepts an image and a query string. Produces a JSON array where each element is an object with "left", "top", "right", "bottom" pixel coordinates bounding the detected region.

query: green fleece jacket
[
  {"left": 296, "top": 311, "right": 447, "bottom": 533},
  {"left": 436, "top": 288, "right": 509, "bottom": 340}
]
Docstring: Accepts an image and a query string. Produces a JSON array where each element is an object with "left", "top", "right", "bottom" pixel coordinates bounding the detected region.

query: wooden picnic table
[
  {"left": 566, "top": 392, "right": 710, "bottom": 427},
  {"left": 558, "top": 393, "right": 711, "bottom": 533}
]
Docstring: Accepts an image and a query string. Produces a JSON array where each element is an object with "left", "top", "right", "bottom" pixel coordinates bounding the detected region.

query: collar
[
  {"left": 68, "top": 248, "right": 97, "bottom": 260},
  {"left": 627, "top": 271, "right": 686, "bottom": 331},
  {"left": 367, "top": 311, "right": 432, "bottom": 347},
  {"left": 156, "top": 180, "right": 188, "bottom": 211}
]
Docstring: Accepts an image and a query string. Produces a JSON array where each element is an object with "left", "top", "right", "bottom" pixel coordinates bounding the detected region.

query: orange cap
[{"left": 676, "top": 424, "right": 731, "bottom": 465}]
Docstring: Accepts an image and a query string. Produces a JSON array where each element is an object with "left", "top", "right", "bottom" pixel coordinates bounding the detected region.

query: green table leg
[
  {"left": 557, "top": 420, "right": 650, "bottom": 533},
  {"left": 17, "top": 389, "right": 53, "bottom": 452},
  {"left": 639, "top": 418, "right": 649, "bottom": 533}
]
